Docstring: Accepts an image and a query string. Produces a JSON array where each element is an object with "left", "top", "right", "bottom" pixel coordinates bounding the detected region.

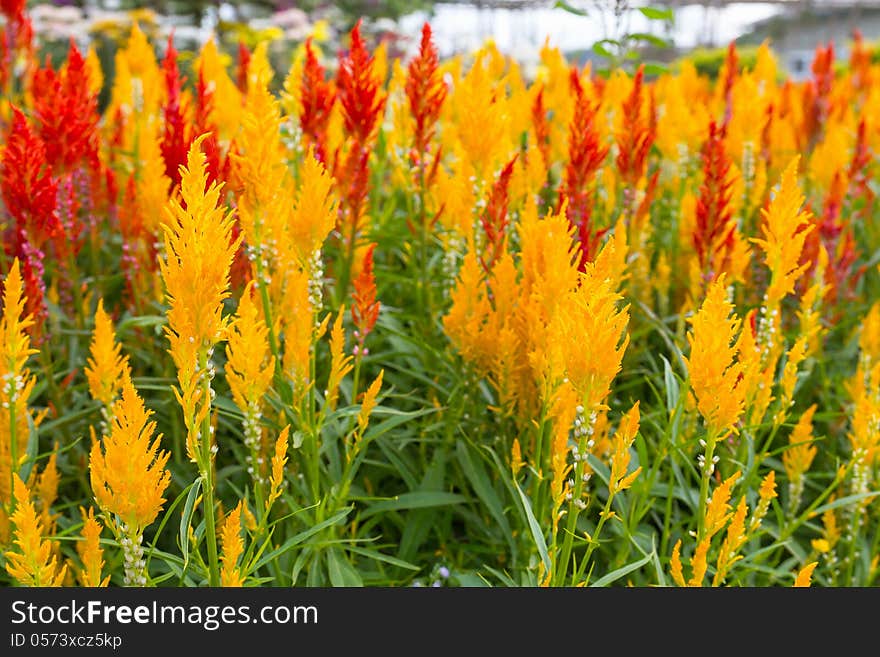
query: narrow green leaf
[
  {"left": 456, "top": 440, "right": 514, "bottom": 551},
  {"left": 590, "top": 549, "right": 654, "bottom": 587},
  {"left": 179, "top": 479, "right": 202, "bottom": 560},
  {"left": 627, "top": 32, "right": 670, "bottom": 48},
  {"left": 642, "top": 62, "right": 670, "bottom": 76},
  {"left": 661, "top": 355, "right": 679, "bottom": 415},
  {"left": 592, "top": 42, "right": 614, "bottom": 59},
  {"left": 360, "top": 491, "right": 466, "bottom": 519},
  {"left": 554, "top": 0, "right": 588, "bottom": 17},
  {"left": 253, "top": 507, "right": 352, "bottom": 570},
  {"left": 514, "top": 482, "right": 551, "bottom": 577},
  {"left": 327, "top": 549, "right": 364, "bottom": 587},
  {"left": 346, "top": 545, "right": 421, "bottom": 571},
  {"left": 638, "top": 6, "right": 674, "bottom": 21}
]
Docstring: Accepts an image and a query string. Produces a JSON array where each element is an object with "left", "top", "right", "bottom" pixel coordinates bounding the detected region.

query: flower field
[{"left": 1, "top": 1, "right": 880, "bottom": 588}]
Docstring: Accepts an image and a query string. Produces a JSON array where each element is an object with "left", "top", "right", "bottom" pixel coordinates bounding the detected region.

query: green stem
[
  {"left": 697, "top": 430, "right": 719, "bottom": 540},
  {"left": 579, "top": 491, "right": 616, "bottom": 585},
  {"left": 198, "top": 349, "right": 220, "bottom": 587}
]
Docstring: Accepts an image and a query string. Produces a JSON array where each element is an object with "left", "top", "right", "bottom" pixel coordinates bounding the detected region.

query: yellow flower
[
  {"left": 551, "top": 265, "right": 630, "bottom": 413},
  {"left": 266, "top": 426, "right": 289, "bottom": 512},
  {"left": 76, "top": 507, "right": 109, "bottom": 587},
  {"left": 714, "top": 496, "right": 748, "bottom": 585},
  {"left": 230, "top": 42, "right": 289, "bottom": 252},
  {"left": 443, "top": 252, "right": 492, "bottom": 372},
  {"left": 750, "top": 470, "right": 777, "bottom": 532},
  {"left": 289, "top": 150, "right": 338, "bottom": 264},
  {"left": 162, "top": 135, "right": 241, "bottom": 351},
  {"left": 85, "top": 299, "right": 131, "bottom": 410},
  {"left": 193, "top": 38, "right": 242, "bottom": 143},
  {"left": 670, "top": 539, "right": 686, "bottom": 587},
  {"left": 794, "top": 561, "right": 818, "bottom": 587},
  {"left": 279, "top": 267, "right": 322, "bottom": 402},
  {"left": 0, "top": 259, "right": 37, "bottom": 525},
  {"left": 783, "top": 405, "right": 818, "bottom": 515},
  {"left": 220, "top": 501, "right": 245, "bottom": 587},
  {"left": 859, "top": 302, "right": 880, "bottom": 365},
  {"left": 784, "top": 405, "right": 818, "bottom": 480},
  {"left": 89, "top": 379, "right": 171, "bottom": 534},
  {"left": 511, "top": 438, "right": 524, "bottom": 478},
  {"left": 774, "top": 336, "right": 808, "bottom": 427},
  {"left": 688, "top": 535, "right": 711, "bottom": 587},
  {"left": 356, "top": 370, "right": 384, "bottom": 438},
  {"left": 33, "top": 451, "right": 60, "bottom": 535},
  {"left": 684, "top": 275, "right": 745, "bottom": 437},
  {"left": 609, "top": 402, "right": 641, "bottom": 495},
  {"left": 704, "top": 471, "right": 740, "bottom": 539},
  {"left": 325, "top": 308, "right": 354, "bottom": 412},
  {"left": 225, "top": 281, "right": 275, "bottom": 414},
  {"left": 5, "top": 475, "right": 67, "bottom": 586},
  {"left": 161, "top": 135, "right": 241, "bottom": 462},
  {"left": 751, "top": 157, "right": 813, "bottom": 309},
  {"left": 85, "top": 46, "right": 104, "bottom": 96}
]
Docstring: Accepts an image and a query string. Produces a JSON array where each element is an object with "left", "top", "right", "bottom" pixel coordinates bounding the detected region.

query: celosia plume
[
  {"left": 89, "top": 379, "right": 171, "bottom": 535},
  {"left": 352, "top": 242, "right": 380, "bottom": 350},
  {"left": 405, "top": 22, "right": 446, "bottom": 169},
  {"left": 336, "top": 20, "right": 387, "bottom": 146},
  {"left": 685, "top": 274, "right": 745, "bottom": 437},
  {"left": 160, "top": 34, "right": 192, "bottom": 191},
  {"left": 5, "top": 475, "right": 67, "bottom": 586},
  {"left": 559, "top": 68, "right": 608, "bottom": 270},
  {"left": 299, "top": 38, "right": 336, "bottom": 165}
]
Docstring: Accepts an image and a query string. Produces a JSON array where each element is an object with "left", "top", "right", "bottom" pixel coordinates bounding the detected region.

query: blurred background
[{"left": 19, "top": 0, "right": 880, "bottom": 87}]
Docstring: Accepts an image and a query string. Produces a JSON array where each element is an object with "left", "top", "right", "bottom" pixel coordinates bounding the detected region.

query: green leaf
[
  {"left": 810, "top": 491, "right": 880, "bottom": 515},
  {"left": 327, "top": 549, "right": 364, "bottom": 587},
  {"left": 661, "top": 355, "right": 679, "bottom": 415},
  {"left": 590, "top": 549, "right": 654, "bottom": 587},
  {"left": 514, "top": 482, "right": 551, "bottom": 577},
  {"left": 554, "top": 0, "right": 588, "bottom": 17},
  {"left": 642, "top": 62, "right": 670, "bottom": 76},
  {"left": 17, "top": 412, "right": 40, "bottom": 484},
  {"left": 346, "top": 545, "right": 421, "bottom": 572},
  {"left": 592, "top": 41, "right": 615, "bottom": 59},
  {"left": 638, "top": 6, "right": 674, "bottom": 21},
  {"left": 179, "top": 479, "right": 202, "bottom": 561},
  {"left": 363, "top": 407, "right": 438, "bottom": 443},
  {"left": 456, "top": 440, "right": 514, "bottom": 552},
  {"left": 116, "top": 314, "right": 166, "bottom": 333},
  {"left": 253, "top": 507, "right": 352, "bottom": 570},
  {"left": 360, "top": 491, "right": 466, "bottom": 519},
  {"left": 627, "top": 32, "right": 670, "bottom": 48}
]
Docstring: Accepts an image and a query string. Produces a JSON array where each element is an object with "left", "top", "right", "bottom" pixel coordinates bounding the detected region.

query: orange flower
[{"left": 684, "top": 274, "right": 745, "bottom": 437}]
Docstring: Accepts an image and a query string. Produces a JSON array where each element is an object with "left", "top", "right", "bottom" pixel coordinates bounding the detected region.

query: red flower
[
  {"left": 31, "top": 40, "right": 99, "bottom": 173},
  {"left": 803, "top": 42, "right": 834, "bottom": 149},
  {"left": 1, "top": 107, "right": 60, "bottom": 252},
  {"left": 405, "top": 22, "right": 446, "bottom": 170},
  {"left": 161, "top": 34, "right": 192, "bottom": 191},
  {"left": 720, "top": 41, "right": 738, "bottom": 127},
  {"left": 531, "top": 86, "right": 551, "bottom": 171},
  {"left": 194, "top": 62, "right": 227, "bottom": 187},
  {"left": 558, "top": 67, "right": 608, "bottom": 270},
  {"left": 693, "top": 120, "right": 736, "bottom": 283},
  {"left": 336, "top": 19, "right": 386, "bottom": 146},
  {"left": 849, "top": 30, "right": 871, "bottom": 93},
  {"left": 479, "top": 156, "right": 517, "bottom": 274},
  {"left": 236, "top": 40, "right": 251, "bottom": 95},
  {"left": 300, "top": 38, "right": 336, "bottom": 166},
  {"left": 352, "top": 242, "right": 380, "bottom": 348},
  {"left": 615, "top": 65, "right": 654, "bottom": 193}
]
